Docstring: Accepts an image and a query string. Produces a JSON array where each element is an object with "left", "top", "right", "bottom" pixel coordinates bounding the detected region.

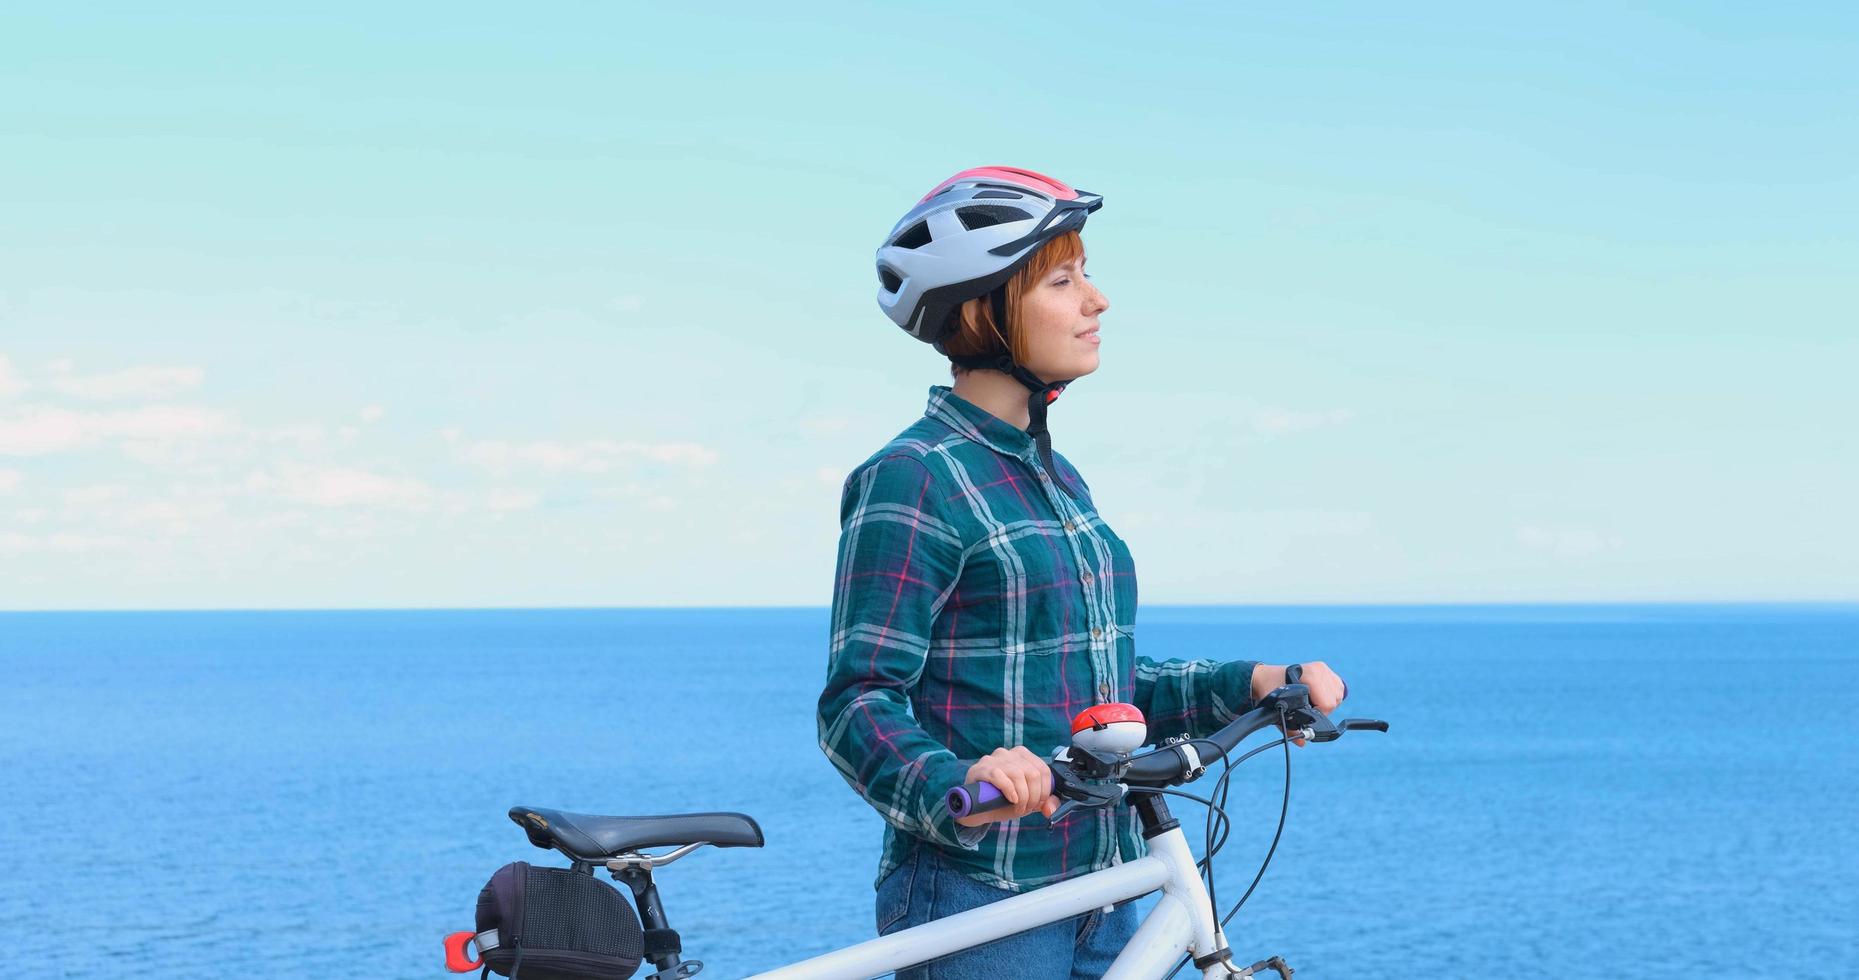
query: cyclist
[{"left": 817, "top": 167, "right": 1348, "bottom": 979}]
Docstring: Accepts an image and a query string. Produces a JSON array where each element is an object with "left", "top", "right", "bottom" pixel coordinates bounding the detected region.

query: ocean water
[{"left": 2, "top": 605, "right": 1855, "bottom": 979}]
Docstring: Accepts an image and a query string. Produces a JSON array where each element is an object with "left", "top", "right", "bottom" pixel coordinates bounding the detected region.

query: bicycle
[{"left": 444, "top": 665, "right": 1387, "bottom": 979}]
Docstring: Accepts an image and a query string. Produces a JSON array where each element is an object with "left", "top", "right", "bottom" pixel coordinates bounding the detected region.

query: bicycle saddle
[{"left": 509, "top": 805, "right": 764, "bottom": 859}]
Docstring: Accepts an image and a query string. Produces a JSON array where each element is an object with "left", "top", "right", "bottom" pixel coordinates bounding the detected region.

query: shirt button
[
  {"left": 1090, "top": 627, "right": 1103, "bottom": 640},
  {"left": 1081, "top": 570, "right": 1095, "bottom": 586},
  {"left": 1063, "top": 520, "right": 1077, "bottom": 533},
  {"left": 1098, "top": 682, "right": 1112, "bottom": 700}
]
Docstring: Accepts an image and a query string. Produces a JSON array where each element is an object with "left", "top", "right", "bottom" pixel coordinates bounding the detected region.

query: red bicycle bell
[{"left": 1070, "top": 702, "right": 1146, "bottom": 754}]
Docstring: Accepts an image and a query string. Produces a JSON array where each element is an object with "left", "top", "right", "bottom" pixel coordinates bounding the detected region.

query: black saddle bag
[{"left": 474, "top": 861, "right": 644, "bottom": 980}]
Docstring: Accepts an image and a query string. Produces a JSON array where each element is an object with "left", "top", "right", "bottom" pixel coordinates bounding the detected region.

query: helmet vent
[
  {"left": 957, "top": 205, "right": 1032, "bottom": 231},
  {"left": 878, "top": 266, "right": 903, "bottom": 292},
  {"left": 973, "top": 190, "right": 1024, "bottom": 200},
  {"left": 892, "top": 222, "right": 932, "bottom": 250}
]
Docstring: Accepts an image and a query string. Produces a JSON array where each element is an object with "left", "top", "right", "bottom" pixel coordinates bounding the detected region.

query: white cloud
[
  {"left": 0, "top": 530, "right": 129, "bottom": 554},
  {"left": 1517, "top": 524, "right": 1620, "bottom": 558},
  {"left": 116, "top": 496, "right": 228, "bottom": 533},
  {"left": 49, "top": 480, "right": 224, "bottom": 529},
  {"left": 485, "top": 489, "right": 541, "bottom": 512},
  {"left": 265, "top": 424, "right": 330, "bottom": 445},
  {"left": 47, "top": 365, "right": 204, "bottom": 401},
  {"left": 0, "top": 407, "right": 85, "bottom": 454},
  {"left": 62, "top": 485, "right": 124, "bottom": 506},
  {"left": 248, "top": 465, "right": 433, "bottom": 509},
  {"left": 360, "top": 405, "right": 385, "bottom": 423},
  {"left": 103, "top": 404, "right": 236, "bottom": 441},
  {"left": 456, "top": 438, "right": 720, "bottom": 476},
  {"left": 816, "top": 466, "right": 843, "bottom": 487},
  {"left": 0, "top": 469, "right": 20, "bottom": 493},
  {"left": 0, "top": 356, "right": 24, "bottom": 399},
  {"left": 1250, "top": 407, "right": 1355, "bottom": 436},
  {"left": 0, "top": 405, "right": 235, "bottom": 455}
]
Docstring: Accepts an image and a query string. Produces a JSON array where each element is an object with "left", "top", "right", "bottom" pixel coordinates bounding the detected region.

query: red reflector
[{"left": 444, "top": 931, "right": 483, "bottom": 972}]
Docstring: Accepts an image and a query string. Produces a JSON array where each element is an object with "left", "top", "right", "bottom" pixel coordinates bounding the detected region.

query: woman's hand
[
  {"left": 1252, "top": 661, "right": 1348, "bottom": 746},
  {"left": 954, "top": 746, "right": 1060, "bottom": 827}
]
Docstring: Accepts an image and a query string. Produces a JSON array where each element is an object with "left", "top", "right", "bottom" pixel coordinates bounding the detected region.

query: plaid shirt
[{"left": 819, "top": 386, "right": 1260, "bottom": 893}]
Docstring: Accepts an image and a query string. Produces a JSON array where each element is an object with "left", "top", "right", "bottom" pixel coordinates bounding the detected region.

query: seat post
[{"left": 611, "top": 865, "right": 692, "bottom": 978}]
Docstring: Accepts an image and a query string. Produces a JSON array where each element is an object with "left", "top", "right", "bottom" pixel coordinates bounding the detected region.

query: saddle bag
[{"left": 472, "top": 861, "right": 644, "bottom": 980}]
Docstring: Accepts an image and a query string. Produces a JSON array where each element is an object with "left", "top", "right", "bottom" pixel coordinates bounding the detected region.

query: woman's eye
[{"left": 1052, "top": 277, "right": 1071, "bottom": 287}]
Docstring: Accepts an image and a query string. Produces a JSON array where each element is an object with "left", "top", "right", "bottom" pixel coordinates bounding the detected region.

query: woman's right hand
[{"left": 954, "top": 746, "right": 1060, "bottom": 827}]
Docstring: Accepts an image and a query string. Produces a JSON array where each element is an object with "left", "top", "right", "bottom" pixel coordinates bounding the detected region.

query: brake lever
[
  {"left": 1306, "top": 717, "right": 1390, "bottom": 742},
  {"left": 1276, "top": 665, "right": 1387, "bottom": 742},
  {"left": 1045, "top": 755, "right": 1127, "bottom": 824}
]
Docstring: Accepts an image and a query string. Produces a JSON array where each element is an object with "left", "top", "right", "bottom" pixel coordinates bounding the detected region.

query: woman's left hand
[{"left": 1251, "top": 661, "right": 1347, "bottom": 745}]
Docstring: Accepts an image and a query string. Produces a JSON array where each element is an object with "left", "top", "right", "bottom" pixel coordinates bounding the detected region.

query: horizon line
[{"left": 3, "top": 599, "right": 1856, "bottom": 615}]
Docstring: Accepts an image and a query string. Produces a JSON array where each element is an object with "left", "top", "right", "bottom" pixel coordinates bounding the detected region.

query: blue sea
[{"left": 2, "top": 605, "right": 1855, "bottom": 979}]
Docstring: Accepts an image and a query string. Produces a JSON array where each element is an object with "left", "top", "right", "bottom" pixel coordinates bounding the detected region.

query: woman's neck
[{"left": 951, "top": 369, "right": 1032, "bottom": 430}]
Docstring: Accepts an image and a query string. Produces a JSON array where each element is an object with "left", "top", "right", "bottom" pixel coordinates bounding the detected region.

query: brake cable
[
  {"left": 1222, "top": 728, "right": 1292, "bottom": 927},
  {"left": 1204, "top": 735, "right": 1293, "bottom": 866},
  {"left": 1162, "top": 709, "right": 1296, "bottom": 980}
]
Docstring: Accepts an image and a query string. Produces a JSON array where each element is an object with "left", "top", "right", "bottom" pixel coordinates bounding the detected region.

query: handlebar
[
  {"left": 947, "top": 666, "right": 1387, "bottom": 820},
  {"left": 947, "top": 781, "right": 1009, "bottom": 819}
]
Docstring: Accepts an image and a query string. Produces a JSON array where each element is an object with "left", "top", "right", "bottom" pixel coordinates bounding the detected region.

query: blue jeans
[{"left": 875, "top": 846, "right": 1141, "bottom": 979}]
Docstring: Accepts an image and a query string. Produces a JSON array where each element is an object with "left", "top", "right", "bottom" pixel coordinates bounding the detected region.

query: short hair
[{"left": 943, "top": 230, "right": 1085, "bottom": 374}]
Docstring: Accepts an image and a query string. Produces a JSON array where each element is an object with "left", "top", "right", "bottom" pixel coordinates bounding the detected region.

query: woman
[{"left": 817, "top": 166, "right": 1348, "bottom": 978}]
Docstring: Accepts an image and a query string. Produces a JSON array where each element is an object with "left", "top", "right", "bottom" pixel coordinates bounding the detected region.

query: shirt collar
[{"left": 926, "top": 385, "right": 1036, "bottom": 460}]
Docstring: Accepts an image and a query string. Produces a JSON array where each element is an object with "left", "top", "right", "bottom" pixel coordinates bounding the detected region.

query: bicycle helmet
[
  {"left": 875, "top": 166, "right": 1103, "bottom": 497},
  {"left": 876, "top": 166, "right": 1103, "bottom": 347}
]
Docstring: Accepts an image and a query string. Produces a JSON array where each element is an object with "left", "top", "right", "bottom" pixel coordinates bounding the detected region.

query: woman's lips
[{"left": 1079, "top": 330, "right": 1100, "bottom": 345}]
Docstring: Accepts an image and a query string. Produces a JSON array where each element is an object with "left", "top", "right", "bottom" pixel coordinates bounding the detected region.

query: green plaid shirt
[{"left": 818, "top": 386, "right": 1260, "bottom": 893}]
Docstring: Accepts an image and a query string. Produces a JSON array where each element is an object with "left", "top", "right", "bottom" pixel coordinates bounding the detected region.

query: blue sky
[{"left": 2, "top": 3, "right": 1854, "bottom": 608}]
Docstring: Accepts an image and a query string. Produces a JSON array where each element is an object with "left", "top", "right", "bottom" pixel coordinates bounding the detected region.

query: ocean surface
[{"left": 2, "top": 605, "right": 1855, "bottom": 979}]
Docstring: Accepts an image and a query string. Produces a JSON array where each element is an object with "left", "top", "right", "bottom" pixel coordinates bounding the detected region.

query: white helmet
[{"left": 876, "top": 166, "right": 1103, "bottom": 349}]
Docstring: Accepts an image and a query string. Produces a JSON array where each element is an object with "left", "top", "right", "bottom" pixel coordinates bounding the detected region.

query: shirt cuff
[
  {"left": 921, "top": 754, "right": 986, "bottom": 852},
  {"left": 1215, "top": 659, "right": 1263, "bottom": 722}
]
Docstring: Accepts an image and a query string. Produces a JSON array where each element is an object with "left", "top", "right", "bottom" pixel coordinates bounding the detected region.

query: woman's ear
[{"left": 957, "top": 296, "right": 985, "bottom": 334}]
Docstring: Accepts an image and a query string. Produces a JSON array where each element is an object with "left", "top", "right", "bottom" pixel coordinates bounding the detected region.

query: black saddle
[{"left": 509, "top": 805, "right": 764, "bottom": 860}]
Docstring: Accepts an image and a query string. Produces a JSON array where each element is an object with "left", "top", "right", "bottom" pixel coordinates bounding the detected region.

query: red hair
[{"left": 943, "top": 230, "right": 1085, "bottom": 372}]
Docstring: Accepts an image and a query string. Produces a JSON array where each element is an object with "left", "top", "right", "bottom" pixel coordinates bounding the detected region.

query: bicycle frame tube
[{"left": 746, "top": 825, "right": 1224, "bottom": 980}]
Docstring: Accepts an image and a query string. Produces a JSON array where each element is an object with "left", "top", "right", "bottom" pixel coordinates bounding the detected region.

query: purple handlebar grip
[{"left": 946, "top": 780, "right": 1006, "bottom": 819}]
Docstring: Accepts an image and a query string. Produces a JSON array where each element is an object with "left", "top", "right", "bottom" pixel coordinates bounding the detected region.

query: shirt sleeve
[
  {"left": 817, "top": 455, "right": 985, "bottom": 851},
  {"left": 1132, "top": 656, "right": 1261, "bottom": 744}
]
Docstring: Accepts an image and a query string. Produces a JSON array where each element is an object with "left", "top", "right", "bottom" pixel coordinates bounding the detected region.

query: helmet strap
[{"left": 947, "top": 287, "right": 1078, "bottom": 499}]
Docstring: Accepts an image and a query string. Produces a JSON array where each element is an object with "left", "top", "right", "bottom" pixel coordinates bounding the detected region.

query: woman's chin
[{"left": 1026, "top": 351, "right": 1100, "bottom": 381}]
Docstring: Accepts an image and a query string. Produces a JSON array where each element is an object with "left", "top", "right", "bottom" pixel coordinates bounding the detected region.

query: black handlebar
[{"left": 949, "top": 666, "right": 1389, "bottom": 820}]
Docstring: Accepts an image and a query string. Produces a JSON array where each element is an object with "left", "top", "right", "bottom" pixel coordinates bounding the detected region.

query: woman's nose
[{"left": 1086, "top": 280, "right": 1109, "bottom": 314}]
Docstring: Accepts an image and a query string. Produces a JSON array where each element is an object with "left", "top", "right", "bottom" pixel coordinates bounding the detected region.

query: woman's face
[{"left": 1017, "top": 252, "right": 1110, "bottom": 381}]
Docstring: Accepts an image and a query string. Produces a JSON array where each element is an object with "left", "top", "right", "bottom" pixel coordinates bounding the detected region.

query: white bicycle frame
[
  {"left": 508, "top": 692, "right": 1374, "bottom": 980},
  {"left": 748, "top": 821, "right": 1233, "bottom": 980}
]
